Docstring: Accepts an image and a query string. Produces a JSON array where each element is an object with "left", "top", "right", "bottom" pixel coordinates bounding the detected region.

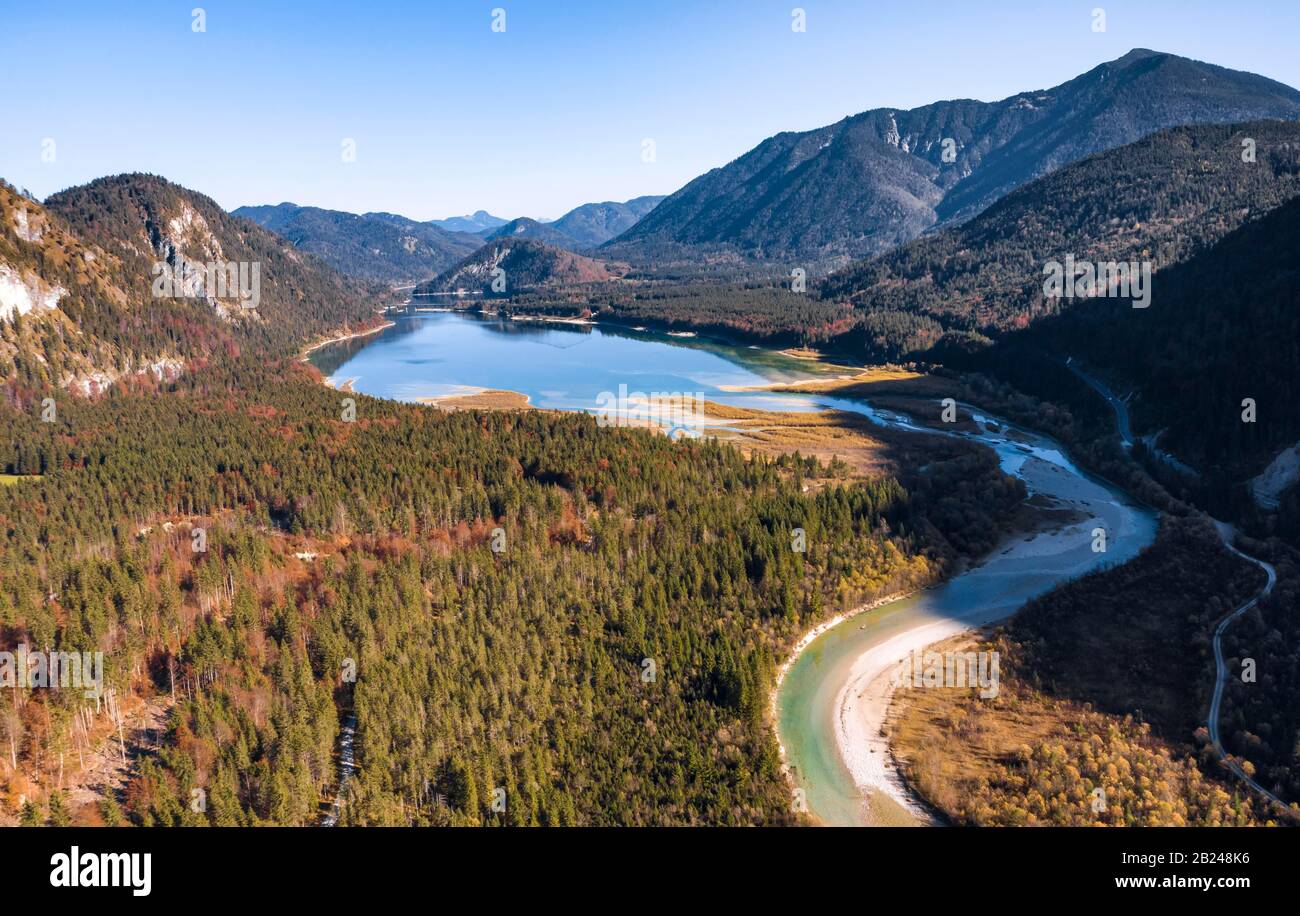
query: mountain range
[
  {"left": 608, "top": 50, "right": 1300, "bottom": 267},
  {"left": 8, "top": 48, "right": 1300, "bottom": 429},
  {"left": 493, "top": 196, "right": 666, "bottom": 249},
  {"left": 428, "top": 210, "right": 509, "bottom": 234},
  {"left": 235, "top": 50, "right": 1300, "bottom": 277},
  {"left": 237, "top": 195, "right": 664, "bottom": 284},
  {"left": 232, "top": 203, "right": 482, "bottom": 284},
  {"left": 815, "top": 118, "right": 1300, "bottom": 484},
  {"left": 822, "top": 119, "right": 1300, "bottom": 333}
]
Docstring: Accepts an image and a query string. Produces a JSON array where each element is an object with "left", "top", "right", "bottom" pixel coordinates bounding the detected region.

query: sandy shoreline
[
  {"left": 832, "top": 614, "right": 1001, "bottom": 822},
  {"left": 770, "top": 588, "right": 918, "bottom": 812},
  {"left": 769, "top": 580, "right": 984, "bottom": 824},
  {"left": 507, "top": 314, "right": 596, "bottom": 326},
  {"left": 718, "top": 375, "right": 860, "bottom": 391},
  {"left": 416, "top": 388, "right": 533, "bottom": 411},
  {"left": 774, "top": 439, "right": 1153, "bottom": 825},
  {"left": 772, "top": 589, "right": 916, "bottom": 701},
  {"left": 717, "top": 367, "right": 917, "bottom": 393}
]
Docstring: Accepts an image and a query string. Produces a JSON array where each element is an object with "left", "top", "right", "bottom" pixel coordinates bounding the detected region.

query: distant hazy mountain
[
  {"left": 484, "top": 217, "right": 584, "bottom": 249},
  {"left": 485, "top": 196, "right": 667, "bottom": 250},
  {"left": 234, "top": 203, "right": 480, "bottom": 284},
  {"left": 429, "top": 210, "right": 510, "bottom": 234},
  {"left": 416, "top": 237, "right": 620, "bottom": 296},
  {"left": 610, "top": 50, "right": 1300, "bottom": 266},
  {"left": 550, "top": 196, "right": 665, "bottom": 248}
]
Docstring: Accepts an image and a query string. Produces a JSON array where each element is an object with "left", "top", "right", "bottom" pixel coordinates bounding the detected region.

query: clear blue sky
[{"left": 3, "top": 0, "right": 1298, "bottom": 221}]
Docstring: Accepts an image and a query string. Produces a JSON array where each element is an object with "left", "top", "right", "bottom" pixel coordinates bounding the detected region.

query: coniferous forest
[{"left": 0, "top": 356, "right": 1022, "bottom": 825}]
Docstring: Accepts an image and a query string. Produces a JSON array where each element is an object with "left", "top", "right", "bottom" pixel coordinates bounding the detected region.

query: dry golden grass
[
  {"left": 771, "top": 369, "right": 985, "bottom": 433},
  {"left": 890, "top": 634, "right": 1266, "bottom": 826},
  {"left": 775, "top": 346, "right": 857, "bottom": 365},
  {"left": 863, "top": 789, "right": 927, "bottom": 827},
  {"left": 890, "top": 634, "right": 1066, "bottom": 817},
  {"left": 774, "top": 367, "right": 962, "bottom": 398},
  {"left": 701, "top": 400, "right": 894, "bottom": 478},
  {"left": 401, "top": 369, "right": 971, "bottom": 485}
]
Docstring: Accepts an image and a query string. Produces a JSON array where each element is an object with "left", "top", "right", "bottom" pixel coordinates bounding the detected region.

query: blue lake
[{"left": 308, "top": 311, "right": 849, "bottom": 419}]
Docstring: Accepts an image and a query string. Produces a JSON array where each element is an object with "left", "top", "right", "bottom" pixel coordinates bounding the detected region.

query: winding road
[
  {"left": 1065, "top": 356, "right": 1134, "bottom": 448},
  {"left": 1068, "top": 360, "right": 1291, "bottom": 815},
  {"left": 1065, "top": 357, "right": 1198, "bottom": 476},
  {"left": 1207, "top": 524, "right": 1289, "bottom": 813}
]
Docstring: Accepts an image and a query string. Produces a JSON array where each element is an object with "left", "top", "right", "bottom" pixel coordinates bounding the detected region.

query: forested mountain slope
[
  {"left": 45, "top": 175, "right": 385, "bottom": 353},
  {"left": 417, "top": 237, "right": 622, "bottom": 295},
  {"left": 234, "top": 203, "right": 480, "bottom": 284},
  {"left": 1037, "top": 191, "right": 1300, "bottom": 476},
  {"left": 816, "top": 120, "right": 1300, "bottom": 536},
  {"left": 1, "top": 174, "right": 386, "bottom": 401},
  {"left": 549, "top": 196, "right": 665, "bottom": 248},
  {"left": 821, "top": 120, "right": 1300, "bottom": 349},
  {"left": 1, "top": 180, "right": 171, "bottom": 394},
  {"left": 611, "top": 51, "right": 1300, "bottom": 266},
  {"left": 0, "top": 359, "right": 1020, "bottom": 825}
]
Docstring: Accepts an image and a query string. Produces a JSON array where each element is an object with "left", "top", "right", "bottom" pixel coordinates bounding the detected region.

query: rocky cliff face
[
  {"left": 1, "top": 174, "right": 384, "bottom": 397},
  {"left": 0, "top": 183, "right": 145, "bottom": 391}
]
